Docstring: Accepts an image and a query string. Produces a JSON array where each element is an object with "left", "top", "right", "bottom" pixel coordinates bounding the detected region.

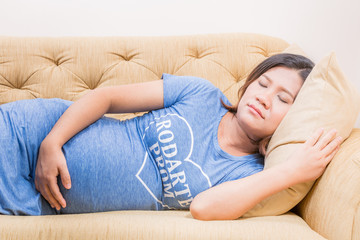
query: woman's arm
[
  {"left": 190, "top": 128, "right": 343, "bottom": 220},
  {"left": 43, "top": 80, "right": 164, "bottom": 147},
  {"left": 35, "top": 80, "right": 164, "bottom": 211}
]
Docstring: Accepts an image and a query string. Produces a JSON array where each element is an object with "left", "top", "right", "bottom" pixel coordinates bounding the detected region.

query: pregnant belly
[{"left": 59, "top": 117, "right": 161, "bottom": 213}]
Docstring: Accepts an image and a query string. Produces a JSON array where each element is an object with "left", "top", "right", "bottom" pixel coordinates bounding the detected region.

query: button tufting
[
  {"left": 0, "top": 35, "right": 290, "bottom": 108},
  {"left": 193, "top": 49, "right": 200, "bottom": 59},
  {"left": 188, "top": 48, "right": 216, "bottom": 59},
  {"left": 36, "top": 54, "right": 71, "bottom": 66},
  {"left": 250, "top": 45, "right": 269, "bottom": 57},
  {"left": 110, "top": 52, "right": 138, "bottom": 61},
  {"left": 54, "top": 56, "right": 72, "bottom": 66}
]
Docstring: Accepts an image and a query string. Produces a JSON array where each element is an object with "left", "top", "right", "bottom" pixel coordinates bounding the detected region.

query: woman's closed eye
[
  {"left": 258, "top": 79, "right": 293, "bottom": 104},
  {"left": 258, "top": 81, "right": 267, "bottom": 88},
  {"left": 278, "top": 95, "right": 288, "bottom": 104}
]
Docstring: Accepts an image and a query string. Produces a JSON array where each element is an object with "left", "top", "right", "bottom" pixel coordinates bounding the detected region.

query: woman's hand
[
  {"left": 35, "top": 139, "right": 71, "bottom": 211},
  {"left": 284, "top": 128, "right": 343, "bottom": 185}
]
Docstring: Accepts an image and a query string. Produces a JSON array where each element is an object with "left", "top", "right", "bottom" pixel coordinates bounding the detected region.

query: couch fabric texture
[{"left": 0, "top": 33, "right": 359, "bottom": 240}]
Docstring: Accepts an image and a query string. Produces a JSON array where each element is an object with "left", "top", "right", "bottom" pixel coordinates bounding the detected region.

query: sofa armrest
[{"left": 295, "top": 128, "right": 360, "bottom": 240}]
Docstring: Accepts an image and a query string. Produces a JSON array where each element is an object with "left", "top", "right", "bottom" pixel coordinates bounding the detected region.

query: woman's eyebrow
[{"left": 262, "top": 74, "right": 295, "bottom": 99}]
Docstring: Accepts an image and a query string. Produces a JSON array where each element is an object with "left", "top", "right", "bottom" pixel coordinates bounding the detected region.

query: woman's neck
[{"left": 218, "top": 112, "right": 259, "bottom": 156}]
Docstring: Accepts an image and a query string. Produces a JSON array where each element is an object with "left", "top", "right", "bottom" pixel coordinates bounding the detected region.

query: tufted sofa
[{"left": 0, "top": 33, "right": 359, "bottom": 240}]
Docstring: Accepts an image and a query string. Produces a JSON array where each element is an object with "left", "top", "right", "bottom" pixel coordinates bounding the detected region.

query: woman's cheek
[{"left": 274, "top": 105, "right": 291, "bottom": 125}]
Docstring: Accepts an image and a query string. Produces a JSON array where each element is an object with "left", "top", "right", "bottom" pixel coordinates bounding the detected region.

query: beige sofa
[{"left": 0, "top": 33, "right": 359, "bottom": 240}]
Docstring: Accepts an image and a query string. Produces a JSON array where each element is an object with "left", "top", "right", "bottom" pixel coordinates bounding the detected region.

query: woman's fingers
[
  {"left": 310, "top": 128, "right": 342, "bottom": 168},
  {"left": 59, "top": 164, "right": 72, "bottom": 190},
  {"left": 322, "top": 136, "right": 342, "bottom": 158},
  {"left": 35, "top": 174, "right": 59, "bottom": 209},
  {"left": 49, "top": 164, "right": 72, "bottom": 209},
  {"left": 323, "top": 145, "right": 340, "bottom": 166},
  {"left": 288, "top": 128, "right": 343, "bottom": 184},
  {"left": 35, "top": 141, "right": 71, "bottom": 210},
  {"left": 306, "top": 128, "right": 341, "bottom": 149},
  {"left": 49, "top": 180, "right": 66, "bottom": 209},
  {"left": 42, "top": 183, "right": 61, "bottom": 210},
  {"left": 40, "top": 179, "right": 65, "bottom": 210},
  {"left": 315, "top": 129, "right": 338, "bottom": 150},
  {"left": 305, "top": 128, "right": 324, "bottom": 146}
]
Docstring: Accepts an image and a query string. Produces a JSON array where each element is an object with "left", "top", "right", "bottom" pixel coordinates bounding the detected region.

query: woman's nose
[{"left": 256, "top": 94, "right": 271, "bottom": 109}]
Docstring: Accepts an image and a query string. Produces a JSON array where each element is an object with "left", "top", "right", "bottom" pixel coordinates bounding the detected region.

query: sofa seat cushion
[{"left": 0, "top": 211, "right": 325, "bottom": 240}]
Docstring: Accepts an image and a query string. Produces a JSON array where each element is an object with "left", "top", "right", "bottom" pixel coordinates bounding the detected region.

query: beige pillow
[{"left": 243, "top": 51, "right": 360, "bottom": 217}]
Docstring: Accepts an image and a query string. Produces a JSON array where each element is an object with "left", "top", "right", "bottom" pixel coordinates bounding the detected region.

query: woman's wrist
[
  {"left": 276, "top": 159, "right": 304, "bottom": 187},
  {"left": 41, "top": 135, "right": 63, "bottom": 150}
]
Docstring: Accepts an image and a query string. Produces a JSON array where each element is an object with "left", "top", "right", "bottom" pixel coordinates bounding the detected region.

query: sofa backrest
[{"left": 0, "top": 33, "right": 289, "bottom": 120}]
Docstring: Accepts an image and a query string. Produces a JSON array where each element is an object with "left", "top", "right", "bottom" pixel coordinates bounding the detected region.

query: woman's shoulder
[
  {"left": 162, "top": 73, "right": 229, "bottom": 108},
  {"left": 162, "top": 73, "right": 218, "bottom": 92}
]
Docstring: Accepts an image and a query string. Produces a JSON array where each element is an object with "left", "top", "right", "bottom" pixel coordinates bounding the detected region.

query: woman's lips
[{"left": 248, "top": 104, "right": 264, "bottom": 119}]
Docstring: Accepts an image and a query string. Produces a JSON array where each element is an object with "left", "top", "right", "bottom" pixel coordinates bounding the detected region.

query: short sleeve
[
  {"left": 161, "top": 73, "right": 220, "bottom": 108},
  {"left": 215, "top": 154, "right": 264, "bottom": 186}
]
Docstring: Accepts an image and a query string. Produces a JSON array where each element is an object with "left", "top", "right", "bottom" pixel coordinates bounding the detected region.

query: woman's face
[{"left": 236, "top": 66, "right": 303, "bottom": 141}]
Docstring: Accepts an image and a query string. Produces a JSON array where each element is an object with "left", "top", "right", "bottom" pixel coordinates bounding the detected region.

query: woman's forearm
[
  {"left": 190, "top": 163, "right": 296, "bottom": 220},
  {"left": 43, "top": 89, "right": 111, "bottom": 148},
  {"left": 42, "top": 80, "right": 164, "bottom": 149}
]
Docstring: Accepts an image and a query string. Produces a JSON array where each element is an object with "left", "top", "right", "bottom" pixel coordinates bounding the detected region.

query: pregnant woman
[{"left": 0, "top": 53, "right": 342, "bottom": 220}]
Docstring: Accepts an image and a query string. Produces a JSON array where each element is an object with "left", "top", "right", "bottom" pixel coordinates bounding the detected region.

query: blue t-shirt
[
  {"left": 135, "top": 74, "right": 264, "bottom": 210},
  {"left": 0, "top": 74, "right": 263, "bottom": 215}
]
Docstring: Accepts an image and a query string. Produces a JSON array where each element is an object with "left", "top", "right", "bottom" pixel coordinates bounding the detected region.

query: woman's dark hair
[{"left": 221, "top": 53, "right": 315, "bottom": 155}]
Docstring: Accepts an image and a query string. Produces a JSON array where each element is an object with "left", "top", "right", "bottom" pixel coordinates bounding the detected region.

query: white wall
[{"left": 1, "top": 0, "right": 359, "bottom": 127}]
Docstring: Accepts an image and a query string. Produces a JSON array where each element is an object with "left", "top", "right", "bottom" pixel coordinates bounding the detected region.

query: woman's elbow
[
  {"left": 190, "top": 196, "right": 227, "bottom": 221},
  {"left": 190, "top": 196, "right": 245, "bottom": 221},
  {"left": 190, "top": 199, "right": 212, "bottom": 221}
]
